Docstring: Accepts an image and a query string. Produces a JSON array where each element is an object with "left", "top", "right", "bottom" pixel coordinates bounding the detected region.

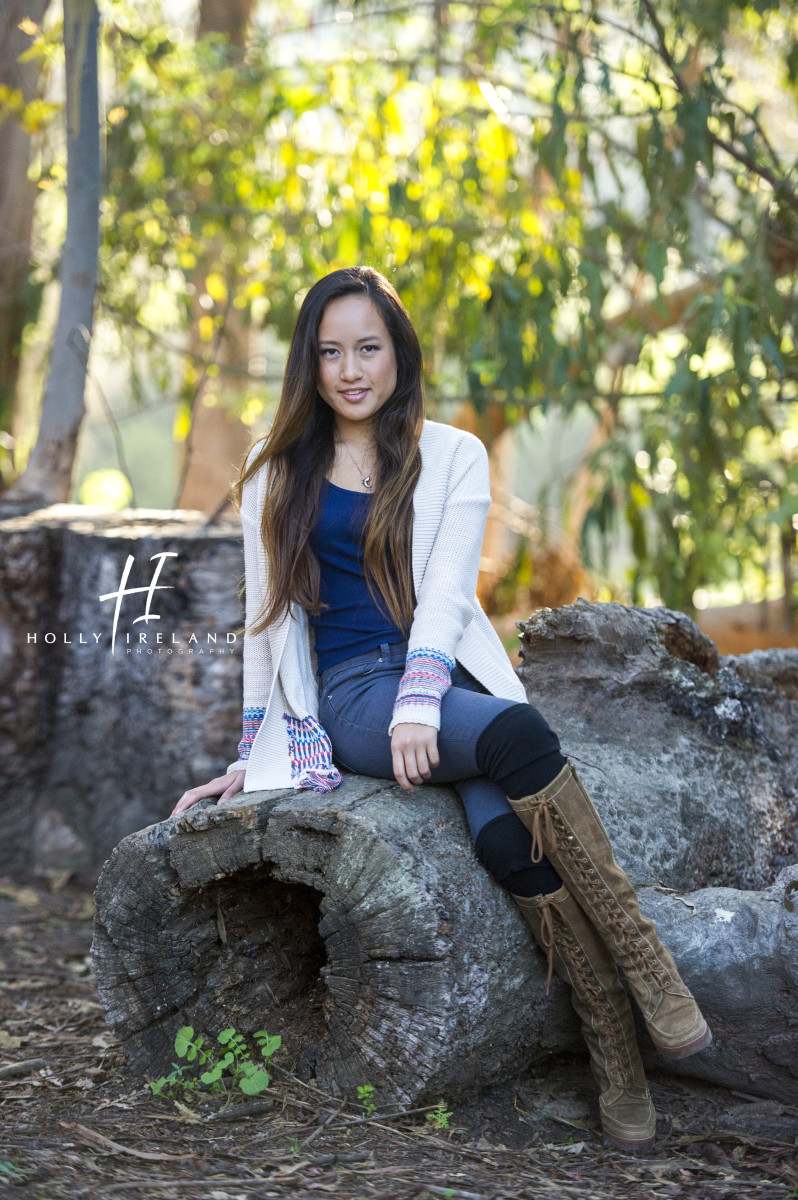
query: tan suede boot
[
  {"left": 511, "top": 761, "right": 712, "bottom": 1059},
  {"left": 514, "top": 886, "right": 656, "bottom": 1153}
]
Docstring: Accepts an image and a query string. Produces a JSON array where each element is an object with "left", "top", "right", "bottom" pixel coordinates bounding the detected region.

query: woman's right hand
[
  {"left": 170, "top": 769, "right": 246, "bottom": 817},
  {"left": 390, "top": 723, "right": 440, "bottom": 792}
]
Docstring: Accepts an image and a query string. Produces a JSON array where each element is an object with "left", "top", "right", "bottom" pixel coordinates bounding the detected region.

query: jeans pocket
[
  {"left": 358, "top": 656, "right": 383, "bottom": 678},
  {"left": 322, "top": 658, "right": 403, "bottom": 725},
  {"left": 320, "top": 676, "right": 357, "bottom": 718}
]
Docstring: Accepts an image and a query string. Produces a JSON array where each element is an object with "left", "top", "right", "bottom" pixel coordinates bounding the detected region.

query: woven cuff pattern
[
  {"left": 390, "top": 647, "right": 454, "bottom": 729},
  {"left": 283, "top": 712, "right": 344, "bottom": 793},
  {"left": 236, "top": 706, "right": 266, "bottom": 762}
]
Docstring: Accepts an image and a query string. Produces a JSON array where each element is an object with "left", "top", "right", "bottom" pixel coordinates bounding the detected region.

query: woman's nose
[{"left": 339, "top": 353, "right": 364, "bottom": 380}]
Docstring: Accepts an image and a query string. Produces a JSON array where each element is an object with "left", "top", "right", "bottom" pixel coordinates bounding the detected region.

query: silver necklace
[{"left": 336, "top": 438, "right": 376, "bottom": 490}]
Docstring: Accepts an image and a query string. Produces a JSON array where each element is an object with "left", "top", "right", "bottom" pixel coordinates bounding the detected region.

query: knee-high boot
[
  {"left": 510, "top": 760, "right": 711, "bottom": 1058},
  {"left": 513, "top": 885, "right": 656, "bottom": 1153}
]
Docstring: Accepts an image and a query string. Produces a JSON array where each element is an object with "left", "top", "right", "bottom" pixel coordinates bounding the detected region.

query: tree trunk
[
  {"left": 5, "top": 0, "right": 100, "bottom": 506},
  {"left": 0, "top": 0, "right": 52, "bottom": 483},
  {"left": 635, "top": 867, "right": 798, "bottom": 1100},
  {"left": 782, "top": 520, "right": 795, "bottom": 634},
  {"left": 515, "top": 599, "right": 798, "bottom": 889},
  {"left": 0, "top": 504, "right": 244, "bottom": 876},
  {"left": 174, "top": 315, "right": 253, "bottom": 516},
  {"left": 174, "top": 0, "right": 255, "bottom": 515},
  {"left": 197, "top": 0, "right": 254, "bottom": 45}
]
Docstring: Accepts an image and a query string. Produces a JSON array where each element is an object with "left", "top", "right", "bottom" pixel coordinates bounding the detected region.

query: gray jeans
[{"left": 318, "top": 638, "right": 522, "bottom": 840}]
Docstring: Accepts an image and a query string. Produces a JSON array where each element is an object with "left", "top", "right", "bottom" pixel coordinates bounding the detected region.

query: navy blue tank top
[{"left": 308, "top": 479, "right": 405, "bottom": 676}]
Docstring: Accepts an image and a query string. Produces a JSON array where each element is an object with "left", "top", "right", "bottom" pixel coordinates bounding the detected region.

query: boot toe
[
  {"left": 599, "top": 1086, "right": 657, "bottom": 1154},
  {"left": 654, "top": 1020, "right": 713, "bottom": 1059},
  {"left": 648, "top": 991, "right": 712, "bottom": 1056}
]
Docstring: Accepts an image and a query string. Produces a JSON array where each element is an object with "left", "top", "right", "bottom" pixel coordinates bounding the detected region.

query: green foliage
[
  {"left": 426, "top": 1100, "right": 454, "bottom": 1131},
  {"left": 357, "top": 1083, "right": 377, "bottom": 1117},
  {"left": 14, "top": 0, "right": 798, "bottom": 612},
  {"left": 148, "top": 1024, "right": 281, "bottom": 1099}
]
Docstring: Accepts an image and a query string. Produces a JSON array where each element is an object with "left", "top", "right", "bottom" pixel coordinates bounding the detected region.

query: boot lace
[
  {"left": 542, "top": 898, "right": 634, "bottom": 1087},
  {"left": 529, "top": 799, "right": 556, "bottom": 865},
  {"left": 530, "top": 784, "right": 671, "bottom": 996}
]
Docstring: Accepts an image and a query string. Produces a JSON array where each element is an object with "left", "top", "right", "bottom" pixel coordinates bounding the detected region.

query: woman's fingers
[
  {"left": 170, "top": 789, "right": 205, "bottom": 817},
  {"left": 391, "top": 745, "right": 413, "bottom": 791},
  {"left": 392, "top": 745, "right": 422, "bottom": 790},
  {"left": 390, "top": 723, "right": 439, "bottom": 791},
  {"left": 170, "top": 772, "right": 243, "bottom": 817},
  {"left": 218, "top": 771, "right": 246, "bottom": 803}
]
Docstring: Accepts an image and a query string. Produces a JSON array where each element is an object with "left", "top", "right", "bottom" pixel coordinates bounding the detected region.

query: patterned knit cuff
[
  {"left": 236, "top": 706, "right": 265, "bottom": 763},
  {"left": 388, "top": 647, "right": 454, "bottom": 735},
  {"left": 283, "top": 712, "right": 343, "bottom": 793}
]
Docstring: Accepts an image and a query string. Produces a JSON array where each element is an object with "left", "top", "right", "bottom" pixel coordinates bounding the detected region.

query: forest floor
[{"left": 1, "top": 875, "right": 796, "bottom": 1200}]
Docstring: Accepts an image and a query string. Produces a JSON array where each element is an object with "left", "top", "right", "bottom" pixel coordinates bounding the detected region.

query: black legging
[{"left": 472, "top": 704, "right": 566, "bottom": 897}]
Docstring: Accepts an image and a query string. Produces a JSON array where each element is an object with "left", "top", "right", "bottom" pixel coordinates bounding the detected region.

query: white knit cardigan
[{"left": 227, "top": 418, "right": 527, "bottom": 793}]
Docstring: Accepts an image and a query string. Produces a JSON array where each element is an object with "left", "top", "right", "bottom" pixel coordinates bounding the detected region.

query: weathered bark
[
  {"left": 2, "top": 509, "right": 797, "bottom": 902},
  {"left": 515, "top": 600, "right": 798, "bottom": 889},
  {"left": 91, "top": 778, "right": 798, "bottom": 1106},
  {"left": 4, "top": 578, "right": 783, "bottom": 1102},
  {"left": 635, "top": 867, "right": 798, "bottom": 1100},
  {"left": 6, "top": 0, "right": 100, "bottom": 505},
  {"left": 0, "top": 505, "right": 243, "bottom": 874},
  {"left": 91, "top": 778, "right": 579, "bottom": 1105}
]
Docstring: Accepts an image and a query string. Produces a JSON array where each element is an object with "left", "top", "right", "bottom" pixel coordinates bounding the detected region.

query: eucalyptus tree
[
  {"left": 5, "top": 0, "right": 100, "bottom": 506},
  {"left": 0, "top": 0, "right": 53, "bottom": 488}
]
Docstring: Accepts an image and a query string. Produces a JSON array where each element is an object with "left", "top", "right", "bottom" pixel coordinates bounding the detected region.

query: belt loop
[{"left": 379, "top": 641, "right": 388, "bottom": 660}]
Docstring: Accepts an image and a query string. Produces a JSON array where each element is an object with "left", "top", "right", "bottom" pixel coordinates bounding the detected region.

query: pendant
[{"left": 363, "top": 476, "right": 372, "bottom": 489}]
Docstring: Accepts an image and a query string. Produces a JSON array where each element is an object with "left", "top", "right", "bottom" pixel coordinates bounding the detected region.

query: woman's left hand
[
  {"left": 390, "top": 723, "right": 440, "bottom": 792},
  {"left": 170, "top": 769, "right": 246, "bottom": 816}
]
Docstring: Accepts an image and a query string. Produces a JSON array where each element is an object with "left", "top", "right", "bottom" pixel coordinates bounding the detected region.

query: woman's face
[{"left": 316, "top": 294, "right": 398, "bottom": 436}]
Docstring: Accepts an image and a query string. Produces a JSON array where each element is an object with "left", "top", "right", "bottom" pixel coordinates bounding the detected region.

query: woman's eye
[{"left": 362, "top": 344, "right": 379, "bottom": 353}]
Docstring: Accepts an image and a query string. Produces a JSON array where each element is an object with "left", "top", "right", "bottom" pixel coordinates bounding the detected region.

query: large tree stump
[
  {"left": 88, "top": 598, "right": 798, "bottom": 1104},
  {"left": 0, "top": 504, "right": 242, "bottom": 874},
  {"left": 515, "top": 600, "right": 798, "bottom": 888},
  {"left": 92, "top": 776, "right": 798, "bottom": 1106},
  {"left": 92, "top": 778, "right": 579, "bottom": 1106}
]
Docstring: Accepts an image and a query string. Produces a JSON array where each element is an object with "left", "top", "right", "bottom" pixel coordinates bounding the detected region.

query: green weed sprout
[
  {"left": 357, "top": 1083, "right": 377, "bottom": 1117},
  {"left": 426, "top": 1100, "right": 454, "bottom": 1131},
  {"left": 149, "top": 1025, "right": 281, "bottom": 1098}
]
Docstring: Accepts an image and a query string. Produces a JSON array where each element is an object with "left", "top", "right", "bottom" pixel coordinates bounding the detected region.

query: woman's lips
[{"left": 340, "top": 389, "right": 368, "bottom": 400}]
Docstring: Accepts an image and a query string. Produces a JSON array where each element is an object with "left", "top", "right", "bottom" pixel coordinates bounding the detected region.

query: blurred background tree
[{"left": 1, "top": 0, "right": 796, "bottom": 640}]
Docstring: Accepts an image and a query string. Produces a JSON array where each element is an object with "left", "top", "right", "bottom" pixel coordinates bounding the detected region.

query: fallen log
[
  {"left": 91, "top": 778, "right": 579, "bottom": 1107},
  {"left": 92, "top": 601, "right": 798, "bottom": 1106},
  {"left": 92, "top": 776, "right": 798, "bottom": 1106},
  {"left": 635, "top": 866, "right": 798, "bottom": 1101}
]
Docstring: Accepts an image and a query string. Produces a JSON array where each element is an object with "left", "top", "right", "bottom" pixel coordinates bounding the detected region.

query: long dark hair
[{"left": 230, "top": 266, "right": 425, "bottom": 637}]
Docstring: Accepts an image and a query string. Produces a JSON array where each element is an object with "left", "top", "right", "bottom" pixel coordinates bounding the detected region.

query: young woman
[{"left": 171, "top": 265, "right": 712, "bottom": 1153}]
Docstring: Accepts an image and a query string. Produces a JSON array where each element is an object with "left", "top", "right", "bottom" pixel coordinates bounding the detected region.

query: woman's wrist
[{"left": 388, "top": 647, "right": 454, "bottom": 734}]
